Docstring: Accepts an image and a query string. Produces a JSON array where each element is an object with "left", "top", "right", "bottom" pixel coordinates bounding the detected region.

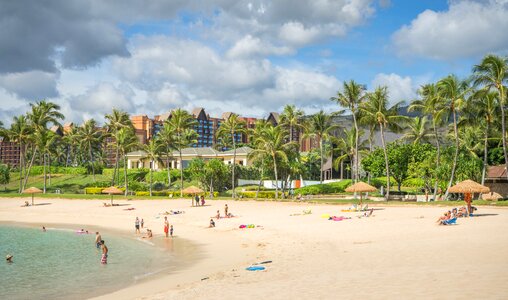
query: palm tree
[
  {"left": 409, "top": 83, "right": 447, "bottom": 201},
  {"left": 461, "top": 90, "right": 500, "bottom": 184},
  {"left": 473, "top": 54, "right": 508, "bottom": 179},
  {"left": 167, "top": 109, "right": 198, "bottom": 197},
  {"left": 249, "top": 124, "right": 293, "bottom": 200},
  {"left": 78, "top": 119, "right": 103, "bottom": 182},
  {"left": 157, "top": 122, "right": 176, "bottom": 188},
  {"left": 438, "top": 75, "right": 470, "bottom": 200},
  {"left": 306, "top": 110, "right": 340, "bottom": 183},
  {"left": 279, "top": 104, "right": 304, "bottom": 142},
  {"left": 117, "top": 127, "right": 139, "bottom": 196},
  {"left": 217, "top": 114, "right": 246, "bottom": 198},
  {"left": 331, "top": 80, "right": 367, "bottom": 182},
  {"left": 7, "top": 115, "right": 32, "bottom": 192},
  {"left": 35, "top": 129, "right": 57, "bottom": 193},
  {"left": 249, "top": 119, "right": 271, "bottom": 199},
  {"left": 105, "top": 109, "right": 131, "bottom": 185},
  {"left": 360, "top": 86, "right": 406, "bottom": 199},
  {"left": 332, "top": 127, "right": 368, "bottom": 175},
  {"left": 143, "top": 139, "right": 163, "bottom": 197},
  {"left": 402, "top": 116, "right": 433, "bottom": 144},
  {"left": 62, "top": 125, "right": 79, "bottom": 167}
]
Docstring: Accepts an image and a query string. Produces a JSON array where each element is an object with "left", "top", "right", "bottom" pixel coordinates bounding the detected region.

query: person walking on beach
[
  {"left": 195, "top": 195, "right": 200, "bottom": 206},
  {"left": 224, "top": 204, "right": 228, "bottom": 217},
  {"left": 100, "top": 240, "right": 108, "bottom": 264},
  {"left": 164, "top": 216, "right": 169, "bottom": 238},
  {"left": 135, "top": 217, "right": 141, "bottom": 234},
  {"left": 95, "top": 232, "right": 102, "bottom": 249},
  {"left": 170, "top": 225, "right": 174, "bottom": 238},
  {"left": 141, "top": 218, "right": 144, "bottom": 229}
]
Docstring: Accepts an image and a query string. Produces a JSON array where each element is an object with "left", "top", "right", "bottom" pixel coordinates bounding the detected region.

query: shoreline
[{"left": 1, "top": 198, "right": 507, "bottom": 299}]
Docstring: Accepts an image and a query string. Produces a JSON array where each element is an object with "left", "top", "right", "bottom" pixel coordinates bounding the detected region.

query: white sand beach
[{"left": 1, "top": 198, "right": 507, "bottom": 299}]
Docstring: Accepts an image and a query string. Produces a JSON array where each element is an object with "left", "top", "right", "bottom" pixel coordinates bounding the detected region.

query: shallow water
[{"left": 0, "top": 225, "right": 178, "bottom": 300}]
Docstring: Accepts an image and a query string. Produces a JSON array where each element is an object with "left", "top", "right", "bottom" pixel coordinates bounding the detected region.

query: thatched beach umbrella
[
  {"left": 448, "top": 180, "right": 490, "bottom": 216},
  {"left": 22, "top": 187, "right": 42, "bottom": 206},
  {"left": 345, "top": 182, "right": 377, "bottom": 210},
  {"left": 481, "top": 192, "right": 502, "bottom": 201},
  {"left": 102, "top": 186, "right": 123, "bottom": 205},
  {"left": 182, "top": 186, "right": 204, "bottom": 206}
]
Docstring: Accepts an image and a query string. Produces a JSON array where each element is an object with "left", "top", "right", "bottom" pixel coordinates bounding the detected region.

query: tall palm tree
[
  {"left": 78, "top": 119, "right": 103, "bottom": 182},
  {"left": 8, "top": 115, "right": 32, "bottom": 192},
  {"left": 249, "top": 124, "right": 293, "bottom": 200},
  {"left": 167, "top": 109, "right": 198, "bottom": 197},
  {"left": 143, "top": 139, "right": 163, "bottom": 197},
  {"left": 332, "top": 127, "right": 368, "bottom": 174},
  {"left": 306, "top": 110, "right": 340, "bottom": 183},
  {"left": 279, "top": 104, "right": 304, "bottom": 142},
  {"left": 117, "top": 127, "right": 139, "bottom": 196},
  {"left": 63, "top": 125, "right": 79, "bottom": 167},
  {"left": 217, "top": 114, "right": 246, "bottom": 198},
  {"left": 402, "top": 116, "right": 433, "bottom": 144},
  {"left": 249, "top": 119, "right": 271, "bottom": 199},
  {"left": 331, "top": 80, "right": 367, "bottom": 182},
  {"left": 438, "top": 75, "right": 470, "bottom": 200},
  {"left": 460, "top": 90, "right": 500, "bottom": 184},
  {"left": 105, "top": 109, "right": 131, "bottom": 185},
  {"left": 360, "top": 86, "right": 406, "bottom": 199},
  {"left": 157, "top": 122, "right": 176, "bottom": 188},
  {"left": 409, "top": 83, "right": 447, "bottom": 200},
  {"left": 473, "top": 54, "right": 508, "bottom": 179},
  {"left": 35, "top": 129, "right": 57, "bottom": 193}
]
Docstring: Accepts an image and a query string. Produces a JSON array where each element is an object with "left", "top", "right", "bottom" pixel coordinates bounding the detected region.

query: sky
[{"left": 1, "top": 0, "right": 508, "bottom": 126}]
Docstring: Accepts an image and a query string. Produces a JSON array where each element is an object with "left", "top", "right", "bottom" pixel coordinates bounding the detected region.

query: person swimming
[{"left": 5, "top": 254, "right": 13, "bottom": 263}]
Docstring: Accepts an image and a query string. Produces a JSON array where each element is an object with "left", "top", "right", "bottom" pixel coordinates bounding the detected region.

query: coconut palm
[
  {"left": 167, "top": 109, "right": 198, "bottom": 197},
  {"left": 217, "top": 114, "right": 246, "bottom": 198},
  {"left": 360, "top": 86, "right": 406, "bottom": 199},
  {"left": 77, "top": 119, "right": 103, "bottom": 182},
  {"left": 279, "top": 104, "right": 304, "bottom": 142},
  {"left": 472, "top": 54, "right": 508, "bottom": 179},
  {"left": 437, "top": 75, "right": 470, "bottom": 200},
  {"left": 331, "top": 80, "right": 367, "bottom": 182},
  {"left": 306, "top": 110, "right": 340, "bottom": 183},
  {"left": 35, "top": 129, "right": 58, "bottom": 193},
  {"left": 157, "top": 122, "right": 177, "bottom": 188},
  {"left": 7, "top": 115, "right": 32, "bottom": 192},
  {"left": 332, "top": 127, "right": 368, "bottom": 174},
  {"left": 249, "top": 124, "right": 293, "bottom": 200},
  {"left": 402, "top": 116, "right": 433, "bottom": 144},
  {"left": 249, "top": 119, "right": 271, "bottom": 199},
  {"left": 105, "top": 109, "right": 131, "bottom": 185},
  {"left": 143, "top": 139, "right": 163, "bottom": 197},
  {"left": 117, "top": 127, "right": 139, "bottom": 196}
]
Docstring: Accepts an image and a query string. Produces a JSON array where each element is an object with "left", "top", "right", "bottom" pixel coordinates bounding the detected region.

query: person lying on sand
[
  {"left": 103, "top": 202, "right": 111, "bottom": 207},
  {"left": 436, "top": 211, "right": 451, "bottom": 224}
]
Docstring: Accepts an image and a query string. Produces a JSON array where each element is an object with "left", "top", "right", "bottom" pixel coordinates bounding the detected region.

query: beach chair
[{"left": 441, "top": 218, "right": 457, "bottom": 225}]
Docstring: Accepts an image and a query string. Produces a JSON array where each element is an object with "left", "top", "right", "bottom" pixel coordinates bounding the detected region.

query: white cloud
[
  {"left": 392, "top": 0, "right": 508, "bottom": 59},
  {"left": 371, "top": 73, "right": 416, "bottom": 104},
  {"left": 0, "top": 71, "right": 59, "bottom": 100},
  {"left": 226, "top": 35, "right": 293, "bottom": 58}
]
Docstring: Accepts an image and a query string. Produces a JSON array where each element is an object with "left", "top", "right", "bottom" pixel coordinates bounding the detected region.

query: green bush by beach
[
  {"left": 294, "top": 180, "right": 352, "bottom": 195},
  {"left": 237, "top": 190, "right": 288, "bottom": 198},
  {"left": 28, "top": 166, "right": 88, "bottom": 176}
]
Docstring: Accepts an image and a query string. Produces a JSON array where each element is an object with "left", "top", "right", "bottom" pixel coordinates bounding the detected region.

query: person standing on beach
[
  {"left": 135, "top": 217, "right": 141, "bottom": 234},
  {"left": 100, "top": 240, "right": 108, "bottom": 264},
  {"left": 95, "top": 232, "right": 102, "bottom": 249},
  {"left": 224, "top": 204, "right": 228, "bottom": 217},
  {"left": 195, "top": 195, "right": 200, "bottom": 206},
  {"left": 141, "top": 218, "right": 144, "bottom": 229},
  {"left": 164, "top": 216, "right": 169, "bottom": 238},
  {"left": 170, "top": 225, "right": 174, "bottom": 238}
]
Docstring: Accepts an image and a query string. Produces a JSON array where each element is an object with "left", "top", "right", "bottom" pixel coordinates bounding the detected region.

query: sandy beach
[{"left": 1, "top": 198, "right": 507, "bottom": 299}]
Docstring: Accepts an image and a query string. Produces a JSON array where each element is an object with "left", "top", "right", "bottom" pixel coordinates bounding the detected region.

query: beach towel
[
  {"left": 246, "top": 266, "right": 265, "bottom": 271},
  {"left": 329, "top": 216, "right": 350, "bottom": 221}
]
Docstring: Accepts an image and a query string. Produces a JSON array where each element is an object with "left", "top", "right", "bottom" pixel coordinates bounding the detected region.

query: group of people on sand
[
  {"left": 436, "top": 206, "right": 477, "bottom": 225},
  {"left": 193, "top": 195, "right": 206, "bottom": 206},
  {"left": 209, "top": 204, "right": 233, "bottom": 227}
]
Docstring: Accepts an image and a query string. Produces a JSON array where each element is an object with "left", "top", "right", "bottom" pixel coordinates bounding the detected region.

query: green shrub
[
  {"left": 294, "top": 180, "right": 352, "bottom": 195},
  {"left": 242, "top": 185, "right": 269, "bottom": 191},
  {"left": 84, "top": 187, "right": 103, "bottom": 194},
  {"left": 402, "top": 178, "right": 425, "bottom": 188},
  {"left": 144, "top": 170, "right": 180, "bottom": 184},
  {"left": 370, "top": 177, "right": 397, "bottom": 188},
  {"left": 135, "top": 191, "right": 150, "bottom": 196},
  {"left": 128, "top": 181, "right": 148, "bottom": 192},
  {"left": 30, "top": 166, "right": 88, "bottom": 175},
  {"left": 237, "top": 191, "right": 288, "bottom": 198},
  {"left": 85, "top": 181, "right": 111, "bottom": 188}
]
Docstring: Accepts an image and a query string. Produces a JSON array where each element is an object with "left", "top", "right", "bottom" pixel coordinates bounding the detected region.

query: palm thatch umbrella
[
  {"left": 22, "top": 187, "right": 42, "bottom": 206},
  {"left": 345, "top": 182, "right": 377, "bottom": 210},
  {"left": 448, "top": 180, "right": 490, "bottom": 216},
  {"left": 481, "top": 192, "right": 502, "bottom": 201},
  {"left": 102, "top": 186, "right": 123, "bottom": 205},
  {"left": 182, "top": 186, "right": 204, "bottom": 206}
]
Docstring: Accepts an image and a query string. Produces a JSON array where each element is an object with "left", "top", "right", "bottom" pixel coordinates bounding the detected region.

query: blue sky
[{"left": 0, "top": 0, "right": 507, "bottom": 124}]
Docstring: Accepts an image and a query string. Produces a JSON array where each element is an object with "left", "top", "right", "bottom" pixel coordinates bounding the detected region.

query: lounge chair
[{"left": 441, "top": 218, "right": 457, "bottom": 225}]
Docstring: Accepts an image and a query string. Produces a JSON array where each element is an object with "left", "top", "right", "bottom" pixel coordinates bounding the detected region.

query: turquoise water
[{"left": 0, "top": 225, "right": 178, "bottom": 300}]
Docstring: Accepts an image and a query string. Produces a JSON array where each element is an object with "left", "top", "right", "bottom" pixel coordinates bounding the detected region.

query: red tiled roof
[{"left": 487, "top": 165, "right": 507, "bottom": 178}]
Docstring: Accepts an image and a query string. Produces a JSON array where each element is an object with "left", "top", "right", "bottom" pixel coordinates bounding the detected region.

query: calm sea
[{"left": 0, "top": 224, "right": 178, "bottom": 299}]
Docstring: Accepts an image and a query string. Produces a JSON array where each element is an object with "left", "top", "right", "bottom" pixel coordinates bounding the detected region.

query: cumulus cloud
[
  {"left": 392, "top": 0, "right": 508, "bottom": 59},
  {"left": 226, "top": 35, "right": 293, "bottom": 58},
  {"left": 0, "top": 71, "right": 59, "bottom": 100},
  {"left": 371, "top": 73, "right": 417, "bottom": 104}
]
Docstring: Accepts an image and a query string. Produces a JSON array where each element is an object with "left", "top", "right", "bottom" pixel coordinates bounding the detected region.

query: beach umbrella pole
[{"left": 31, "top": 193, "right": 34, "bottom": 206}]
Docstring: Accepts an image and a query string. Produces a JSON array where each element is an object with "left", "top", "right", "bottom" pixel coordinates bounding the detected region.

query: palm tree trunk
[
  {"left": 112, "top": 143, "right": 120, "bottom": 185},
  {"left": 352, "top": 111, "right": 359, "bottom": 182},
  {"left": 231, "top": 132, "right": 236, "bottom": 198},
  {"left": 499, "top": 86, "right": 508, "bottom": 180},
  {"left": 273, "top": 154, "right": 279, "bottom": 200},
  {"left": 23, "top": 145, "right": 37, "bottom": 190},
  {"left": 43, "top": 153, "right": 47, "bottom": 194},
  {"left": 166, "top": 152, "right": 172, "bottom": 188},
  {"left": 48, "top": 154, "right": 51, "bottom": 186},
  {"left": 179, "top": 148, "right": 183, "bottom": 197},
  {"left": 124, "top": 153, "right": 128, "bottom": 196},
  {"left": 256, "top": 164, "right": 264, "bottom": 199},
  {"left": 481, "top": 122, "right": 490, "bottom": 185},
  {"left": 149, "top": 160, "right": 153, "bottom": 197},
  {"left": 432, "top": 121, "right": 441, "bottom": 202},
  {"left": 89, "top": 142, "right": 96, "bottom": 182},
  {"left": 444, "top": 109, "right": 459, "bottom": 201},
  {"left": 379, "top": 123, "right": 390, "bottom": 199},
  {"left": 319, "top": 137, "right": 323, "bottom": 184}
]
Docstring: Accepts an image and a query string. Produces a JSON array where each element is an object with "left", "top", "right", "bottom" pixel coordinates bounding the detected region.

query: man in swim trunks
[
  {"left": 164, "top": 216, "right": 169, "bottom": 238},
  {"left": 100, "top": 240, "right": 108, "bottom": 264},
  {"left": 135, "top": 217, "right": 140, "bottom": 234},
  {"left": 95, "top": 232, "right": 102, "bottom": 249}
]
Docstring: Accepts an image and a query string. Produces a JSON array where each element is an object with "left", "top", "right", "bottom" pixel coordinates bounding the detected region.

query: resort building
[
  {"left": 125, "top": 146, "right": 253, "bottom": 170},
  {"left": 485, "top": 165, "right": 508, "bottom": 197},
  {"left": 0, "top": 141, "right": 21, "bottom": 167}
]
